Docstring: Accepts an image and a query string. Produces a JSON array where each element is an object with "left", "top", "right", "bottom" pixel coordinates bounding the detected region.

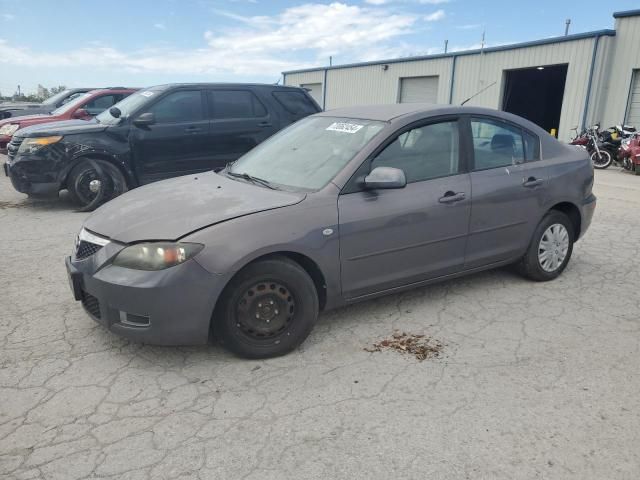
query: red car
[{"left": 0, "top": 88, "right": 137, "bottom": 154}]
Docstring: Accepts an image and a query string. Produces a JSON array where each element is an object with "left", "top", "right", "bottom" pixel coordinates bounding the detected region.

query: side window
[
  {"left": 210, "top": 90, "right": 267, "bottom": 119},
  {"left": 272, "top": 91, "right": 318, "bottom": 117},
  {"left": 59, "top": 92, "right": 83, "bottom": 107},
  {"left": 371, "top": 121, "right": 460, "bottom": 183},
  {"left": 148, "top": 90, "right": 203, "bottom": 123},
  {"left": 471, "top": 118, "right": 525, "bottom": 169},
  {"left": 523, "top": 130, "right": 540, "bottom": 161},
  {"left": 83, "top": 95, "right": 118, "bottom": 116}
]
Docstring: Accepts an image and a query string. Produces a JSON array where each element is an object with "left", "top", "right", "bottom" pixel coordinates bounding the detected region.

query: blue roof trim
[
  {"left": 613, "top": 9, "right": 640, "bottom": 18},
  {"left": 282, "top": 29, "right": 616, "bottom": 75}
]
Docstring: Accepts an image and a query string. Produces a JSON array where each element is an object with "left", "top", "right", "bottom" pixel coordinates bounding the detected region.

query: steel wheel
[
  {"left": 235, "top": 281, "right": 296, "bottom": 339},
  {"left": 538, "top": 223, "right": 570, "bottom": 272}
]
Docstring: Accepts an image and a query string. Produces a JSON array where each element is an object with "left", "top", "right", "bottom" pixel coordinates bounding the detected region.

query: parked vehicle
[
  {"left": 570, "top": 125, "right": 611, "bottom": 168},
  {"left": 66, "top": 105, "right": 596, "bottom": 358},
  {"left": 617, "top": 133, "right": 640, "bottom": 174},
  {"left": 0, "top": 88, "right": 95, "bottom": 119},
  {"left": 0, "top": 88, "right": 137, "bottom": 154},
  {"left": 4, "top": 83, "right": 320, "bottom": 210}
]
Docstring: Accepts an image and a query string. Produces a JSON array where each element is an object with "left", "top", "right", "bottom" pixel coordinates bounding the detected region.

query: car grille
[
  {"left": 76, "top": 240, "right": 103, "bottom": 260},
  {"left": 7, "top": 136, "right": 23, "bottom": 161},
  {"left": 81, "top": 291, "right": 101, "bottom": 319}
]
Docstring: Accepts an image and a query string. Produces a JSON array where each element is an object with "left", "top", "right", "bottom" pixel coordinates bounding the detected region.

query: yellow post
[{"left": 550, "top": 128, "right": 557, "bottom": 138}]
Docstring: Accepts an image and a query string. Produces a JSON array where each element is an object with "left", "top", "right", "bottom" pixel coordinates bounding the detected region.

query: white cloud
[
  {"left": 2, "top": 13, "right": 15, "bottom": 21},
  {"left": 153, "top": 23, "right": 166, "bottom": 30},
  {"left": 424, "top": 9, "right": 445, "bottom": 21},
  {"left": 456, "top": 23, "right": 481, "bottom": 30},
  {"left": 0, "top": 3, "right": 417, "bottom": 77},
  {"left": 418, "top": 0, "right": 450, "bottom": 4}
]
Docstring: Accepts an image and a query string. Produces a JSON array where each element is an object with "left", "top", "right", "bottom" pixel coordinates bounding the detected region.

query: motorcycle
[
  {"left": 570, "top": 125, "right": 612, "bottom": 169},
  {"left": 617, "top": 133, "right": 640, "bottom": 175}
]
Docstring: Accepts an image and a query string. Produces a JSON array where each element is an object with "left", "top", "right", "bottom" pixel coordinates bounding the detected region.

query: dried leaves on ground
[{"left": 365, "top": 331, "right": 444, "bottom": 361}]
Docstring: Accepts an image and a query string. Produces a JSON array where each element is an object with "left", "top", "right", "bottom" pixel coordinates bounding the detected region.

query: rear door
[
  {"left": 465, "top": 116, "right": 548, "bottom": 268},
  {"left": 338, "top": 118, "right": 471, "bottom": 299},
  {"left": 131, "top": 89, "right": 211, "bottom": 183},
  {"left": 205, "top": 89, "right": 278, "bottom": 170}
]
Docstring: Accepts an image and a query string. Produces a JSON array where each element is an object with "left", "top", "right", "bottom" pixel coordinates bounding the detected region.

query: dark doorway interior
[{"left": 502, "top": 64, "right": 568, "bottom": 136}]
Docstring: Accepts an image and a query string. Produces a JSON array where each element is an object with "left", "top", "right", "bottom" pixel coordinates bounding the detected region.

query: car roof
[
  {"left": 315, "top": 104, "right": 542, "bottom": 125},
  {"left": 84, "top": 88, "right": 139, "bottom": 95},
  {"left": 145, "top": 83, "right": 306, "bottom": 91}
]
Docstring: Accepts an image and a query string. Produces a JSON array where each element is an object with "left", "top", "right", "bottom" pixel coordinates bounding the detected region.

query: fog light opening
[{"left": 119, "top": 311, "right": 150, "bottom": 327}]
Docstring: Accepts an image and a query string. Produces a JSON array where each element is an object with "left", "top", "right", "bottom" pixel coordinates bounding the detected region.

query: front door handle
[
  {"left": 258, "top": 121, "right": 273, "bottom": 127},
  {"left": 438, "top": 191, "right": 466, "bottom": 204},
  {"left": 184, "top": 126, "right": 202, "bottom": 134},
  {"left": 523, "top": 177, "right": 543, "bottom": 188}
]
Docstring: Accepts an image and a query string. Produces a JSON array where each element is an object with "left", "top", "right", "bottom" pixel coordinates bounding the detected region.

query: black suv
[{"left": 4, "top": 83, "right": 320, "bottom": 210}]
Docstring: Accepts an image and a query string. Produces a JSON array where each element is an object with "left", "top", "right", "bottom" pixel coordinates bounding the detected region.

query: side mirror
[
  {"left": 133, "top": 112, "right": 155, "bottom": 127},
  {"left": 363, "top": 166, "right": 407, "bottom": 190},
  {"left": 72, "top": 108, "right": 90, "bottom": 119}
]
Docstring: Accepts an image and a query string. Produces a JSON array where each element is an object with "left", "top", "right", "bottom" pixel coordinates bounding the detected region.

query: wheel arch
[
  {"left": 548, "top": 201, "right": 581, "bottom": 240},
  {"left": 62, "top": 154, "right": 134, "bottom": 189},
  {"left": 217, "top": 251, "right": 328, "bottom": 313}
]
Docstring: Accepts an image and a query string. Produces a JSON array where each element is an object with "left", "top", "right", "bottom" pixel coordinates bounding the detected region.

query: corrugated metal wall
[
  {"left": 451, "top": 38, "right": 596, "bottom": 140},
  {"left": 284, "top": 17, "right": 640, "bottom": 141},
  {"left": 600, "top": 15, "right": 640, "bottom": 126}
]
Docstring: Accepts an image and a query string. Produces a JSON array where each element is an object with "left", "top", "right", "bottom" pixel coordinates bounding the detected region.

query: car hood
[
  {"left": 84, "top": 171, "right": 306, "bottom": 244},
  {"left": 17, "top": 119, "right": 105, "bottom": 137},
  {"left": 3, "top": 106, "right": 52, "bottom": 117}
]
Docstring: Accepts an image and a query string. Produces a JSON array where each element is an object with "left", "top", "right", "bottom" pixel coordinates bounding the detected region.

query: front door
[
  {"left": 465, "top": 116, "right": 549, "bottom": 267},
  {"left": 206, "top": 89, "right": 278, "bottom": 170},
  {"left": 338, "top": 119, "right": 471, "bottom": 299},
  {"left": 131, "top": 89, "right": 211, "bottom": 183}
]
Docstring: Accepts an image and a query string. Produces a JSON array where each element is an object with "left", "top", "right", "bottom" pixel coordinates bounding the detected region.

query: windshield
[
  {"left": 42, "top": 89, "right": 75, "bottom": 106},
  {"left": 229, "top": 116, "right": 385, "bottom": 191},
  {"left": 95, "top": 89, "right": 153, "bottom": 125},
  {"left": 50, "top": 93, "right": 91, "bottom": 115}
]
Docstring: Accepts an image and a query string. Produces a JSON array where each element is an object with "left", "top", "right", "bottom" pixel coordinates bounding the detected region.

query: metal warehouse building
[{"left": 283, "top": 9, "right": 640, "bottom": 141}]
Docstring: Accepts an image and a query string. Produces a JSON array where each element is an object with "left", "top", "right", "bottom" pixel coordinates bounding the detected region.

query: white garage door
[
  {"left": 301, "top": 83, "right": 323, "bottom": 107},
  {"left": 626, "top": 70, "right": 640, "bottom": 127},
  {"left": 399, "top": 76, "right": 439, "bottom": 104}
]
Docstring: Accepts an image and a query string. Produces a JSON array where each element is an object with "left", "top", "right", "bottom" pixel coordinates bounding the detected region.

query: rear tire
[
  {"left": 214, "top": 256, "right": 319, "bottom": 359},
  {"left": 516, "top": 211, "right": 575, "bottom": 282},
  {"left": 590, "top": 150, "right": 612, "bottom": 169},
  {"left": 67, "top": 159, "right": 128, "bottom": 212}
]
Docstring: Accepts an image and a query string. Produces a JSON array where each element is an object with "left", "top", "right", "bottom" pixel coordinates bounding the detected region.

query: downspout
[
  {"left": 448, "top": 55, "right": 457, "bottom": 104},
  {"left": 322, "top": 68, "right": 328, "bottom": 111},
  {"left": 581, "top": 35, "right": 601, "bottom": 131}
]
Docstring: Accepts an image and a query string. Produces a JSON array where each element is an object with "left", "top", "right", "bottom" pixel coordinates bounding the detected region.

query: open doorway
[{"left": 502, "top": 64, "right": 568, "bottom": 136}]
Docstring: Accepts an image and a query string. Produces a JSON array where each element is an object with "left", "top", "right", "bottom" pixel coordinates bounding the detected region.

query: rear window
[{"left": 272, "top": 91, "right": 318, "bottom": 116}]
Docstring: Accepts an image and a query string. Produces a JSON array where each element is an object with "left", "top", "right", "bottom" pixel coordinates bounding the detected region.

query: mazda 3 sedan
[{"left": 66, "top": 104, "right": 596, "bottom": 358}]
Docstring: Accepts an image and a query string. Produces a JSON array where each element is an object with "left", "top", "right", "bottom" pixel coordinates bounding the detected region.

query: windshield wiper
[{"left": 226, "top": 171, "right": 278, "bottom": 190}]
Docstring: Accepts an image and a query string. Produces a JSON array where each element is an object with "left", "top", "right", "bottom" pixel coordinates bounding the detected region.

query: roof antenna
[
  {"left": 460, "top": 81, "right": 497, "bottom": 106},
  {"left": 565, "top": 18, "right": 571, "bottom": 36},
  {"left": 444, "top": 39, "right": 448, "bottom": 53}
]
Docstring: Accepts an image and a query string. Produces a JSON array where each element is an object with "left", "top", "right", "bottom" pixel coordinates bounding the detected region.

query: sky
[{"left": 0, "top": 0, "right": 638, "bottom": 95}]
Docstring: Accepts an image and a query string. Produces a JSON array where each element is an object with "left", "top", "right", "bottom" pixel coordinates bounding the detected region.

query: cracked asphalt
[{"left": 1, "top": 160, "right": 639, "bottom": 479}]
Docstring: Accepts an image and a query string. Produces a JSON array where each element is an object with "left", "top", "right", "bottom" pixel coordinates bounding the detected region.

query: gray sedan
[{"left": 66, "top": 104, "right": 596, "bottom": 358}]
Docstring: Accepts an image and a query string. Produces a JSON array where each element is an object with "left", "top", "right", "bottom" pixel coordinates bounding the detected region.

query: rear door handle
[
  {"left": 522, "top": 177, "right": 543, "bottom": 188},
  {"left": 258, "top": 121, "right": 273, "bottom": 127},
  {"left": 438, "top": 191, "right": 466, "bottom": 204},
  {"left": 184, "top": 126, "right": 202, "bottom": 134}
]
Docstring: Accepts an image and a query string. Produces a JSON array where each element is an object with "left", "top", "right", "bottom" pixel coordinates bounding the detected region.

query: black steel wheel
[
  {"left": 67, "top": 159, "right": 128, "bottom": 211},
  {"left": 215, "top": 256, "right": 319, "bottom": 359}
]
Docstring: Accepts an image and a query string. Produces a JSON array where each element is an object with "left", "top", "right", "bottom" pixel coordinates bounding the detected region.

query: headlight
[
  {"left": 17, "top": 136, "right": 63, "bottom": 154},
  {"left": 112, "top": 242, "right": 204, "bottom": 271},
  {"left": 0, "top": 124, "right": 20, "bottom": 135}
]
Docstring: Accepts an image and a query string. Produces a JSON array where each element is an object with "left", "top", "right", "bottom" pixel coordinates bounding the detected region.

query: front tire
[
  {"left": 516, "top": 211, "right": 575, "bottom": 282},
  {"left": 67, "top": 159, "right": 128, "bottom": 211},
  {"left": 214, "top": 256, "right": 319, "bottom": 359},
  {"left": 590, "top": 150, "right": 612, "bottom": 169}
]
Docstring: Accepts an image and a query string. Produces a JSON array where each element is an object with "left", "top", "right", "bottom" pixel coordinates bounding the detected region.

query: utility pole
[
  {"left": 329, "top": 56, "right": 332, "bottom": 67},
  {"left": 444, "top": 39, "right": 448, "bottom": 54},
  {"left": 565, "top": 19, "right": 571, "bottom": 36}
]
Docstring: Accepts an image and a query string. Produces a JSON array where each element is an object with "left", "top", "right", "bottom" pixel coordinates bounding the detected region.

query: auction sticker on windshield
[
  {"left": 140, "top": 91, "right": 155, "bottom": 98},
  {"left": 326, "top": 122, "right": 364, "bottom": 134}
]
